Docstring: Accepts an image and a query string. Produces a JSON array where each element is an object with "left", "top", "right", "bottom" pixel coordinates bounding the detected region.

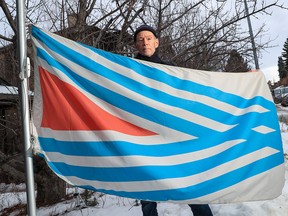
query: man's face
[{"left": 135, "top": 30, "right": 159, "bottom": 57}]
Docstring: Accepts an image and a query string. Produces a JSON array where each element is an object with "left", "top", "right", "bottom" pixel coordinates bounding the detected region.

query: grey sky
[{"left": 253, "top": 2, "right": 288, "bottom": 82}]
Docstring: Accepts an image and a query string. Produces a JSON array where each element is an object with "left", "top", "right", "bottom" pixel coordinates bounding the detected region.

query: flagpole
[
  {"left": 16, "top": 0, "right": 37, "bottom": 215},
  {"left": 243, "top": 0, "right": 260, "bottom": 70}
]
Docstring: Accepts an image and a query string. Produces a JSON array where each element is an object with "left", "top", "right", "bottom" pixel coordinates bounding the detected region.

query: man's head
[{"left": 134, "top": 25, "right": 159, "bottom": 57}]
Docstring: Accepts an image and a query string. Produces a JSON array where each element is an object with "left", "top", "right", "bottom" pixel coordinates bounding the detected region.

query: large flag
[{"left": 31, "top": 25, "right": 284, "bottom": 204}]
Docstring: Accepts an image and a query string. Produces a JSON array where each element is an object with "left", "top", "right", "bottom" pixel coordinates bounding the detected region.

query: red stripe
[{"left": 39, "top": 66, "right": 157, "bottom": 136}]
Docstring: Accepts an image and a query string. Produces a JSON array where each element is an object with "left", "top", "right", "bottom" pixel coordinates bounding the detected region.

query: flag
[{"left": 31, "top": 25, "right": 284, "bottom": 204}]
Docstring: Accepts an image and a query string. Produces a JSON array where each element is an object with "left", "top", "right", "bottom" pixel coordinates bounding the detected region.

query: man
[
  {"left": 134, "top": 25, "right": 171, "bottom": 65},
  {"left": 134, "top": 24, "right": 214, "bottom": 216}
]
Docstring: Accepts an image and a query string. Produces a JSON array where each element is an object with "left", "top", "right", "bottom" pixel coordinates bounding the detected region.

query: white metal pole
[
  {"left": 16, "top": 0, "right": 37, "bottom": 215},
  {"left": 216, "top": 0, "right": 260, "bottom": 70},
  {"left": 243, "top": 0, "right": 260, "bottom": 70}
]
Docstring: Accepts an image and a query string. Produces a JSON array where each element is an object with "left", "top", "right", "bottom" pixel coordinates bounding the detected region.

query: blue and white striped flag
[{"left": 32, "top": 25, "right": 284, "bottom": 204}]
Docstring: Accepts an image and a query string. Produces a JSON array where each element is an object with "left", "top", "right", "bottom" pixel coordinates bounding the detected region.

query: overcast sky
[{"left": 252, "top": 1, "right": 288, "bottom": 82}]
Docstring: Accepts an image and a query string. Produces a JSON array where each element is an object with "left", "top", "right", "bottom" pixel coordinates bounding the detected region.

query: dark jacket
[{"left": 135, "top": 53, "right": 174, "bottom": 66}]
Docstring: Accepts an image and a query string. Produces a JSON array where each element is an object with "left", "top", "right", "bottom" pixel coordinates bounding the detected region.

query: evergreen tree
[
  {"left": 224, "top": 50, "right": 251, "bottom": 72},
  {"left": 282, "top": 38, "right": 288, "bottom": 71},
  {"left": 278, "top": 56, "right": 288, "bottom": 79}
]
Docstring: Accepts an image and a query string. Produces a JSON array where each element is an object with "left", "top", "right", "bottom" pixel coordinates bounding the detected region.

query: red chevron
[{"left": 39, "top": 66, "right": 157, "bottom": 136}]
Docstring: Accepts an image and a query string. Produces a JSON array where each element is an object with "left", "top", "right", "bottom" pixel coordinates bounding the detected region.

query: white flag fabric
[{"left": 32, "top": 25, "right": 285, "bottom": 204}]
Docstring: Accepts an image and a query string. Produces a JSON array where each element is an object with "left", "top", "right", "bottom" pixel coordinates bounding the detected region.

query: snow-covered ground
[{"left": 1, "top": 105, "right": 288, "bottom": 216}]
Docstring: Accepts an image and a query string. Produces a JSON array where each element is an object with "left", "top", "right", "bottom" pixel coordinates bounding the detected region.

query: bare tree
[{"left": 120, "top": 0, "right": 286, "bottom": 70}]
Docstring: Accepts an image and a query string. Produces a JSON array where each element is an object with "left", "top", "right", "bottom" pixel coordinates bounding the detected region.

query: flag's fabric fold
[{"left": 32, "top": 25, "right": 284, "bottom": 204}]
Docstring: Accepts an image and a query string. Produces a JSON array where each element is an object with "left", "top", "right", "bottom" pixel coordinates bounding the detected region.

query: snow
[
  {"left": 0, "top": 85, "right": 33, "bottom": 95},
  {"left": 1, "top": 105, "right": 288, "bottom": 216},
  {"left": 0, "top": 85, "right": 18, "bottom": 94}
]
